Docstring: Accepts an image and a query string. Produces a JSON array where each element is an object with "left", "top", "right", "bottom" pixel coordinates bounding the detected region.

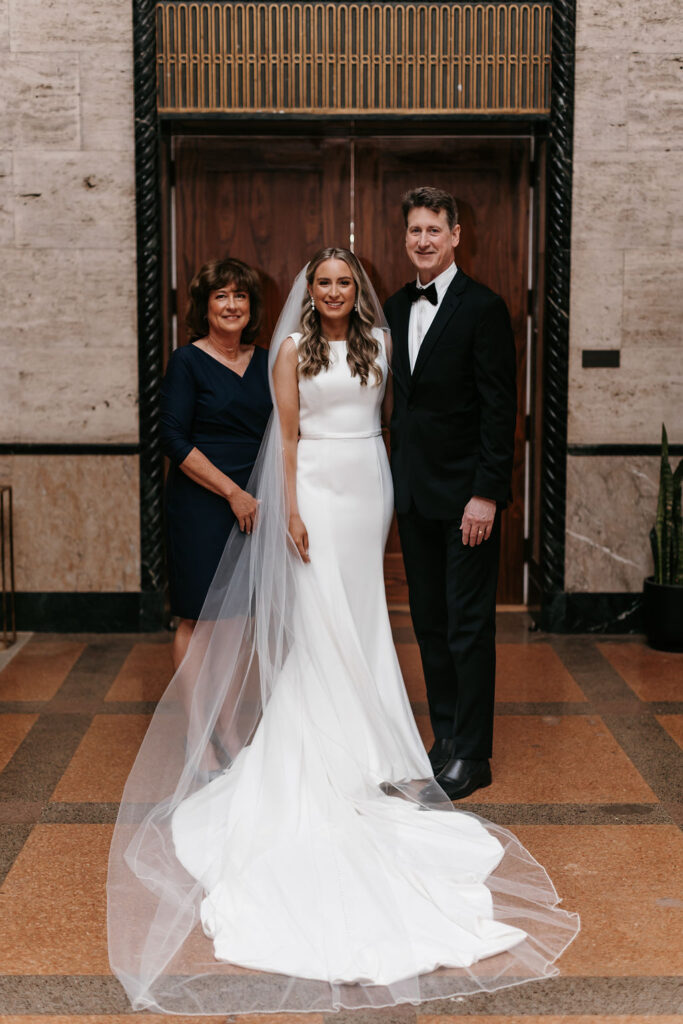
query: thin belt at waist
[{"left": 298, "top": 429, "right": 382, "bottom": 440}]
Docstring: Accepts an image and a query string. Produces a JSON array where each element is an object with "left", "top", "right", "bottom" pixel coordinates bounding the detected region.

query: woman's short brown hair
[{"left": 186, "top": 257, "right": 263, "bottom": 344}]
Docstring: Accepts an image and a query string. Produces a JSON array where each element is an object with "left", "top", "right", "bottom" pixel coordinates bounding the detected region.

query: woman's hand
[
  {"left": 228, "top": 487, "right": 259, "bottom": 534},
  {"left": 288, "top": 513, "right": 310, "bottom": 562}
]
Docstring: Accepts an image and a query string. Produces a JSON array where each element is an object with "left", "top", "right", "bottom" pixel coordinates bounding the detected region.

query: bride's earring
[
  {"left": 354, "top": 300, "right": 359, "bottom": 312},
  {"left": 310, "top": 296, "right": 316, "bottom": 312}
]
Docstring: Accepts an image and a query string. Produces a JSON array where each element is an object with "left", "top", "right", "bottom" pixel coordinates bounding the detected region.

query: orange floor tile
[
  {"left": 0, "top": 713, "right": 37, "bottom": 772},
  {"left": 397, "top": 642, "right": 588, "bottom": 704},
  {"left": 396, "top": 642, "right": 428, "bottom": 702},
  {"left": 598, "top": 642, "right": 683, "bottom": 701},
  {"left": 655, "top": 714, "right": 683, "bottom": 749},
  {"left": 0, "top": 641, "right": 84, "bottom": 701},
  {"left": 419, "top": 1018, "right": 683, "bottom": 1024},
  {"left": 0, "top": 824, "right": 112, "bottom": 974},
  {"left": 50, "top": 715, "right": 152, "bottom": 803},
  {"left": 105, "top": 642, "right": 174, "bottom": 701},
  {"left": 470, "top": 716, "right": 658, "bottom": 805},
  {"left": 496, "top": 643, "right": 587, "bottom": 702},
  {"left": 514, "top": 825, "right": 683, "bottom": 976},
  {"left": 0, "top": 1018, "right": 318, "bottom": 1024}
]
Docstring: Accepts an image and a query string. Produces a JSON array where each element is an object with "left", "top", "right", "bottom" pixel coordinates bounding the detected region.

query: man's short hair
[{"left": 401, "top": 186, "right": 458, "bottom": 230}]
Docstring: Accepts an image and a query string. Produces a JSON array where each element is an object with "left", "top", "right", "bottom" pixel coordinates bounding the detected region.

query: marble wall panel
[
  {"left": 0, "top": 343, "right": 17, "bottom": 436},
  {"left": 79, "top": 52, "right": 134, "bottom": 151},
  {"left": 0, "top": 153, "right": 13, "bottom": 245},
  {"left": 7, "top": 53, "right": 80, "bottom": 150},
  {"left": 8, "top": 0, "right": 132, "bottom": 52},
  {"left": 574, "top": 0, "right": 631, "bottom": 52},
  {"left": 573, "top": 49, "right": 628, "bottom": 152},
  {"left": 622, "top": 249, "right": 683, "bottom": 348},
  {"left": 568, "top": 361, "right": 683, "bottom": 446},
  {"left": 565, "top": 455, "right": 659, "bottom": 592},
  {"left": 13, "top": 151, "right": 135, "bottom": 250},
  {"left": 572, "top": 152, "right": 683, "bottom": 251},
  {"left": 628, "top": 54, "right": 683, "bottom": 151},
  {"left": 0, "top": 455, "right": 140, "bottom": 592},
  {"left": 7, "top": 345, "right": 139, "bottom": 444},
  {"left": 569, "top": 249, "right": 624, "bottom": 351},
  {"left": 576, "top": 0, "right": 683, "bottom": 52},
  {"left": 1, "top": 247, "right": 137, "bottom": 340},
  {"left": 0, "top": 247, "right": 139, "bottom": 443},
  {"left": 0, "top": 0, "right": 8, "bottom": 50}
]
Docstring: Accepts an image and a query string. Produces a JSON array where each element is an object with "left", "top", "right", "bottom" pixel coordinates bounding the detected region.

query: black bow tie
[{"left": 405, "top": 280, "right": 438, "bottom": 306}]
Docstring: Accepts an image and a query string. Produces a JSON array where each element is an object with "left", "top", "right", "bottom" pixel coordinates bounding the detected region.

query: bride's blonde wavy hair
[{"left": 298, "top": 248, "right": 383, "bottom": 387}]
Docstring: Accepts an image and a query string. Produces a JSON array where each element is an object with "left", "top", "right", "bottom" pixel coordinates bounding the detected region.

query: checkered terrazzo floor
[{"left": 0, "top": 611, "right": 681, "bottom": 1023}]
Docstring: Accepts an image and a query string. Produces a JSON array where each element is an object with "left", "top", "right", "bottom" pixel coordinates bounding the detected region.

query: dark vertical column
[
  {"left": 133, "top": 0, "right": 165, "bottom": 628},
  {"left": 540, "top": 0, "right": 576, "bottom": 627}
]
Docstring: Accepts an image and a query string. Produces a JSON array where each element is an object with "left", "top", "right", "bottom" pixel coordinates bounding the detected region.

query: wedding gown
[
  {"left": 170, "top": 331, "right": 577, "bottom": 991},
  {"left": 108, "top": 324, "right": 578, "bottom": 1015}
]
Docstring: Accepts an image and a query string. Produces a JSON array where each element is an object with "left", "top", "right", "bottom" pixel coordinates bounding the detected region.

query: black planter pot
[{"left": 643, "top": 576, "right": 683, "bottom": 652}]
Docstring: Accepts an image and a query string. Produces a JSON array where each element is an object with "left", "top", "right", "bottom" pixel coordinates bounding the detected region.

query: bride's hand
[
  {"left": 228, "top": 487, "right": 259, "bottom": 534},
  {"left": 288, "top": 514, "right": 310, "bottom": 563}
]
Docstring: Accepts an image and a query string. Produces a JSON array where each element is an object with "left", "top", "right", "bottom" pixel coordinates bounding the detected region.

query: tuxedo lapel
[
  {"left": 410, "top": 271, "right": 468, "bottom": 389},
  {"left": 391, "top": 289, "right": 412, "bottom": 385}
]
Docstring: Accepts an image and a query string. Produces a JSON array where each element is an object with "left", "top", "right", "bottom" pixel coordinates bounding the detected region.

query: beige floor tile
[
  {"left": 495, "top": 643, "right": 587, "bottom": 702},
  {"left": 397, "top": 642, "right": 587, "bottom": 706},
  {"left": 0, "top": 641, "right": 84, "bottom": 701},
  {"left": 513, "top": 825, "right": 683, "bottom": 976},
  {"left": 0, "top": 824, "right": 112, "bottom": 973},
  {"left": 470, "top": 716, "right": 657, "bottom": 805},
  {"left": 396, "top": 643, "right": 427, "bottom": 702},
  {"left": 105, "top": 642, "right": 174, "bottom": 701},
  {"left": 598, "top": 642, "right": 683, "bottom": 701},
  {"left": 420, "top": 1017, "right": 683, "bottom": 1023},
  {"left": 656, "top": 714, "right": 683, "bottom": 749},
  {"left": 0, "top": 713, "right": 37, "bottom": 771},
  {"left": 50, "top": 715, "right": 151, "bottom": 802}
]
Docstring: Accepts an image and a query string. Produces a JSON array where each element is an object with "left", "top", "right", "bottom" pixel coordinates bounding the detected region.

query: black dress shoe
[
  {"left": 428, "top": 738, "right": 455, "bottom": 776},
  {"left": 435, "top": 758, "right": 492, "bottom": 800}
]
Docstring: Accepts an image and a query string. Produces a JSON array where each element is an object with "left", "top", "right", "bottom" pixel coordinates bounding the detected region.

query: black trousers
[{"left": 397, "top": 504, "right": 501, "bottom": 759}]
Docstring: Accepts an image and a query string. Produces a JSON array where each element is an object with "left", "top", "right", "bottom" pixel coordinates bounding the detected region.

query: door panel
[
  {"left": 172, "top": 133, "right": 530, "bottom": 605},
  {"left": 175, "top": 137, "right": 350, "bottom": 345},
  {"left": 354, "top": 138, "right": 530, "bottom": 604}
]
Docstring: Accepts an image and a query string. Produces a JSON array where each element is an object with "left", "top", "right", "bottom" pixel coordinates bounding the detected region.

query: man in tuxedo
[{"left": 384, "top": 186, "right": 517, "bottom": 799}]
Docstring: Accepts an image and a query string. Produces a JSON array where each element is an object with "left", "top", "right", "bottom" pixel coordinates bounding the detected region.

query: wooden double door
[{"left": 173, "top": 134, "right": 531, "bottom": 604}]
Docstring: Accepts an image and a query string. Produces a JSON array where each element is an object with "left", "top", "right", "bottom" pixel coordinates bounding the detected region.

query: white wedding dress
[
  {"left": 169, "top": 331, "right": 573, "bottom": 987},
  {"left": 108, "top": 318, "right": 578, "bottom": 1015}
]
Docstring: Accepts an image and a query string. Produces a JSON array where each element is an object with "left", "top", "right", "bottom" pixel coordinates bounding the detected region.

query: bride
[{"left": 107, "top": 249, "right": 579, "bottom": 1015}]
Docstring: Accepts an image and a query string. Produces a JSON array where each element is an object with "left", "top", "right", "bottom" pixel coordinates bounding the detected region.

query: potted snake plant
[{"left": 643, "top": 424, "right": 683, "bottom": 651}]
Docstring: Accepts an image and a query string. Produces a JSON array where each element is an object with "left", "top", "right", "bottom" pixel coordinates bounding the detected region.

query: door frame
[
  {"left": 131, "top": 1, "right": 576, "bottom": 630},
  {"left": 166, "top": 128, "right": 540, "bottom": 607}
]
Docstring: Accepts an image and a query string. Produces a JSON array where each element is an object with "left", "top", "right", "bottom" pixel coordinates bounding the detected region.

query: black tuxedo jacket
[{"left": 384, "top": 269, "right": 517, "bottom": 518}]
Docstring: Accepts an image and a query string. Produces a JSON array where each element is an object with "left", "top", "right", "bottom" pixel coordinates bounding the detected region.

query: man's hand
[{"left": 460, "top": 496, "right": 496, "bottom": 547}]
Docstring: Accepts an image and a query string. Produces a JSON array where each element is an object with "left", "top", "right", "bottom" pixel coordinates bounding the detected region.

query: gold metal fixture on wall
[{"left": 156, "top": 2, "right": 552, "bottom": 114}]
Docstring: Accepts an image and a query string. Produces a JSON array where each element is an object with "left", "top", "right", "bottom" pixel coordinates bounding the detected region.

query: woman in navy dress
[{"left": 161, "top": 257, "right": 272, "bottom": 676}]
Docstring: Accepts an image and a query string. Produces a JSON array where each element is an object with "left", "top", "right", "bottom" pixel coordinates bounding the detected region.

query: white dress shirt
[{"left": 408, "top": 262, "right": 458, "bottom": 372}]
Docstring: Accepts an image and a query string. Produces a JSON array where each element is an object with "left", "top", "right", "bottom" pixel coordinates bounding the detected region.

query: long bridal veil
[{"left": 107, "top": 263, "right": 579, "bottom": 1015}]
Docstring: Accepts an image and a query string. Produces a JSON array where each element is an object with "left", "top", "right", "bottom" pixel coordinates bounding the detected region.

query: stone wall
[
  {"left": 0, "top": 0, "right": 140, "bottom": 599},
  {"left": 567, "top": 0, "right": 683, "bottom": 592}
]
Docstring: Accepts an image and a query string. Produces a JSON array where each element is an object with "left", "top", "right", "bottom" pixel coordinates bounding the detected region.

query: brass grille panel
[{"left": 156, "top": 2, "right": 552, "bottom": 114}]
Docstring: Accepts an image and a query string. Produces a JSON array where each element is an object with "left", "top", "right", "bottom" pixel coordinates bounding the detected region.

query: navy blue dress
[{"left": 160, "top": 343, "right": 272, "bottom": 619}]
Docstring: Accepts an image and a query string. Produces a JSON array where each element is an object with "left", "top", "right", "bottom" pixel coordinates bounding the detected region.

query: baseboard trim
[
  {"left": 14, "top": 592, "right": 166, "bottom": 632},
  {"left": 531, "top": 591, "right": 643, "bottom": 634}
]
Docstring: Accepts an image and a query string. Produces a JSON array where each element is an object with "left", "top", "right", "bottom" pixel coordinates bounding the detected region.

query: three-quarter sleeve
[{"left": 160, "top": 349, "right": 197, "bottom": 465}]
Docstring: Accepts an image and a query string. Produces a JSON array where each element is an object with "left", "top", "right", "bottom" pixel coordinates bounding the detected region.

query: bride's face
[{"left": 309, "top": 259, "right": 356, "bottom": 324}]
